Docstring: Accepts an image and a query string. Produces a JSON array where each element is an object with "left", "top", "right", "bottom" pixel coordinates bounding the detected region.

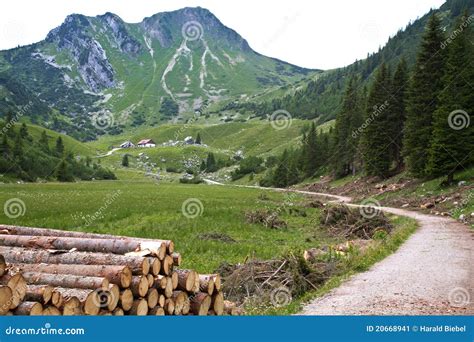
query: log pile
[{"left": 0, "top": 225, "right": 239, "bottom": 316}]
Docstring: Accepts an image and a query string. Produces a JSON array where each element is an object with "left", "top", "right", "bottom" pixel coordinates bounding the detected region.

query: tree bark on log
[
  {"left": 0, "top": 246, "right": 149, "bottom": 275},
  {"left": 15, "top": 263, "right": 131, "bottom": 289},
  {"left": 0, "top": 255, "right": 6, "bottom": 277},
  {"left": 20, "top": 271, "right": 109, "bottom": 291},
  {"left": 171, "top": 253, "right": 181, "bottom": 266},
  {"left": 0, "top": 225, "right": 173, "bottom": 255},
  {"left": 13, "top": 301, "right": 43, "bottom": 315},
  {"left": 0, "top": 235, "right": 165, "bottom": 259}
]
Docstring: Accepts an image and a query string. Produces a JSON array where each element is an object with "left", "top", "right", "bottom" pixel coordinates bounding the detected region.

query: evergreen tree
[
  {"left": 195, "top": 133, "right": 202, "bottom": 145},
  {"left": 55, "top": 159, "right": 73, "bottom": 182},
  {"left": 333, "top": 76, "right": 361, "bottom": 177},
  {"left": 205, "top": 152, "right": 217, "bottom": 172},
  {"left": 388, "top": 58, "right": 409, "bottom": 171},
  {"left": 122, "top": 154, "right": 129, "bottom": 167},
  {"left": 13, "top": 132, "right": 23, "bottom": 159},
  {"left": 361, "top": 63, "right": 392, "bottom": 177},
  {"left": 427, "top": 11, "right": 474, "bottom": 183},
  {"left": 39, "top": 131, "right": 49, "bottom": 152},
  {"left": 403, "top": 14, "right": 446, "bottom": 177},
  {"left": 19, "top": 123, "right": 31, "bottom": 141},
  {"left": 273, "top": 149, "right": 289, "bottom": 187},
  {"left": 0, "top": 134, "right": 9, "bottom": 159},
  {"left": 303, "top": 122, "right": 319, "bottom": 177},
  {"left": 55, "top": 137, "right": 64, "bottom": 157}
]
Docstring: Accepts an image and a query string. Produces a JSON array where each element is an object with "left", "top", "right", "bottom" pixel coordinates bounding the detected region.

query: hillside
[
  {"left": 0, "top": 7, "right": 316, "bottom": 141},
  {"left": 224, "top": 0, "right": 474, "bottom": 122}
]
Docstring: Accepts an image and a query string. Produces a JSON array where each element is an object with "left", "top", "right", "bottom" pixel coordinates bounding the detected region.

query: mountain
[
  {"left": 225, "top": 0, "right": 474, "bottom": 122},
  {"left": 0, "top": 7, "right": 315, "bottom": 140}
]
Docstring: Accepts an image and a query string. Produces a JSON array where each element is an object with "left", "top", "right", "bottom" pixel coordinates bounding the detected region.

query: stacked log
[{"left": 0, "top": 224, "right": 240, "bottom": 315}]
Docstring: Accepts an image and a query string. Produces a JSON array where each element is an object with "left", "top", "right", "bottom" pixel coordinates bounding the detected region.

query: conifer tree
[
  {"left": 273, "top": 149, "right": 289, "bottom": 187},
  {"left": 55, "top": 137, "right": 64, "bottom": 156},
  {"left": 427, "top": 11, "right": 474, "bottom": 182},
  {"left": 388, "top": 58, "right": 409, "bottom": 170},
  {"left": 122, "top": 154, "right": 129, "bottom": 167},
  {"left": 403, "top": 14, "right": 446, "bottom": 177},
  {"left": 195, "top": 133, "right": 202, "bottom": 145},
  {"left": 39, "top": 131, "right": 49, "bottom": 152},
  {"left": 333, "top": 76, "right": 360, "bottom": 177},
  {"left": 303, "top": 122, "right": 319, "bottom": 177},
  {"left": 0, "top": 134, "right": 9, "bottom": 159},
  {"left": 361, "top": 63, "right": 392, "bottom": 177}
]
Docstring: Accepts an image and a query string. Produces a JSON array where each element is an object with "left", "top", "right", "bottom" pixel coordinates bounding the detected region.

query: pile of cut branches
[
  {"left": 218, "top": 253, "right": 336, "bottom": 306},
  {"left": 320, "top": 205, "right": 393, "bottom": 239},
  {"left": 245, "top": 209, "right": 287, "bottom": 229}
]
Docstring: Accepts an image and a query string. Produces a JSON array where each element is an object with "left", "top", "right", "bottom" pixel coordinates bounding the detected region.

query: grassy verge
[{"left": 252, "top": 215, "right": 418, "bottom": 315}]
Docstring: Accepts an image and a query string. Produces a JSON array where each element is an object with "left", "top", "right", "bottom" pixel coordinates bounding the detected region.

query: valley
[{"left": 0, "top": 0, "right": 473, "bottom": 316}]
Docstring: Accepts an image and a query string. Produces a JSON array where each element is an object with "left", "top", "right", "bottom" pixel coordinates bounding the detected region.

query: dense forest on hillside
[
  {"left": 263, "top": 9, "right": 474, "bottom": 186},
  {"left": 0, "top": 117, "right": 116, "bottom": 182}
]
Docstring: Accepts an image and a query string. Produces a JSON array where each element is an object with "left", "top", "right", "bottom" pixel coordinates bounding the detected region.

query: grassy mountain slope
[{"left": 0, "top": 7, "right": 317, "bottom": 140}]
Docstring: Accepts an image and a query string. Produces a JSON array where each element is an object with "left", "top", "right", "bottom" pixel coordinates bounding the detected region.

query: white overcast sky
[{"left": 0, "top": 0, "right": 445, "bottom": 69}]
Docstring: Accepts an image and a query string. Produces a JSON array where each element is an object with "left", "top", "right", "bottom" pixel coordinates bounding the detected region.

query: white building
[{"left": 137, "top": 139, "right": 156, "bottom": 148}]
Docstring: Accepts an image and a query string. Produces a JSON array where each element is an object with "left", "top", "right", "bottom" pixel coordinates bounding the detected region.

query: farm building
[
  {"left": 137, "top": 139, "right": 156, "bottom": 148},
  {"left": 120, "top": 141, "right": 135, "bottom": 148}
]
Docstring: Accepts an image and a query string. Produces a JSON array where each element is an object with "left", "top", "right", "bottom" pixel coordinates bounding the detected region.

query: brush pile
[
  {"left": 0, "top": 225, "right": 239, "bottom": 316},
  {"left": 219, "top": 253, "right": 333, "bottom": 307},
  {"left": 320, "top": 205, "right": 393, "bottom": 239}
]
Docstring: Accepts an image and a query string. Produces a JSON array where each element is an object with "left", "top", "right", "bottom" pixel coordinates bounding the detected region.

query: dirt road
[{"left": 204, "top": 179, "right": 473, "bottom": 314}]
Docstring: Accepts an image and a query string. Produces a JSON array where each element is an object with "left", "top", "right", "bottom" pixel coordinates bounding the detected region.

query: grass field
[{"left": 0, "top": 179, "right": 338, "bottom": 273}]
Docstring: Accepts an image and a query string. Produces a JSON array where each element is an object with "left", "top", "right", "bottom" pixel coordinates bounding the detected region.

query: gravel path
[
  {"left": 203, "top": 180, "right": 473, "bottom": 314},
  {"left": 300, "top": 205, "right": 474, "bottom": 315}
]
